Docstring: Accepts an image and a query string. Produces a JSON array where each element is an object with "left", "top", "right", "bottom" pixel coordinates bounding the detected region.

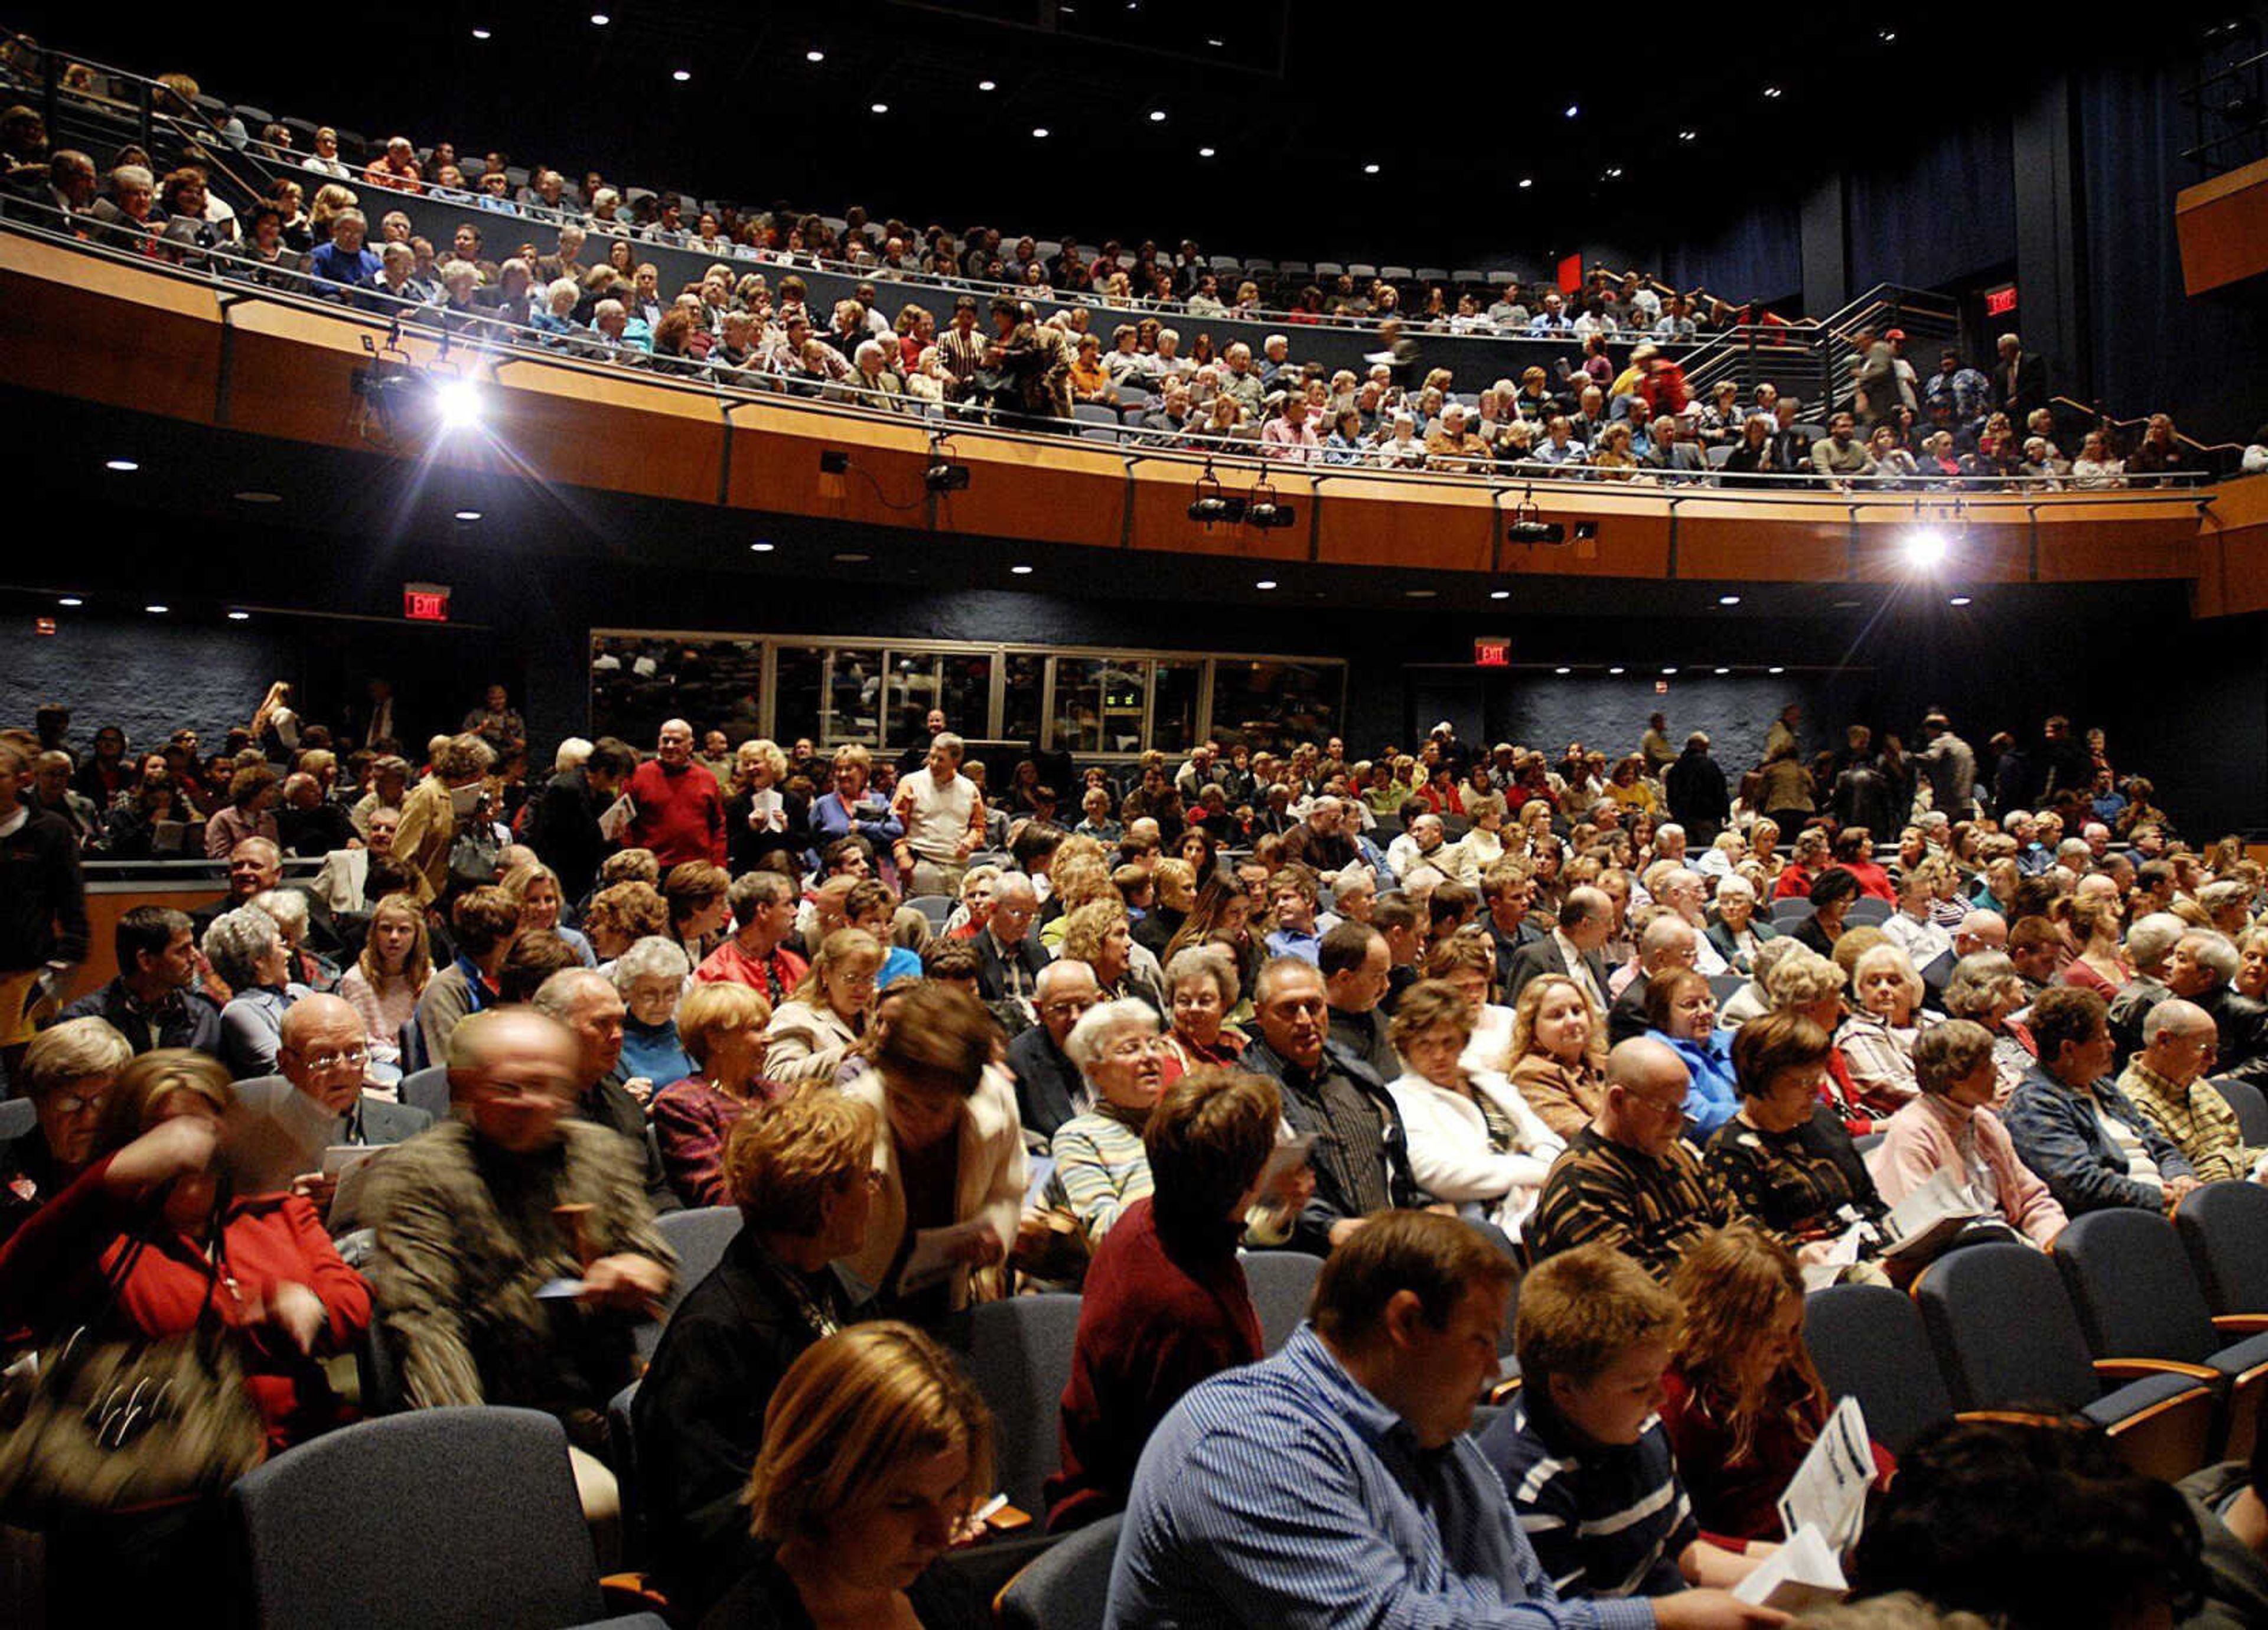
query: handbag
[
  {"left": 0, "top": 1213, "right": 267, "bottom": 1524},
  {"left": 447, "top": 795, "right": 503, "bottom": 891}
]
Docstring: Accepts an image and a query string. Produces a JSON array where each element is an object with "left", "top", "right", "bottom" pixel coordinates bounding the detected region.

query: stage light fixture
[
  {"left": 1245, "top": 479, "right": 1295, "bottom": 529},
  {"left": 1905, "top": 527, "right": 1949, "bottom": 568}
]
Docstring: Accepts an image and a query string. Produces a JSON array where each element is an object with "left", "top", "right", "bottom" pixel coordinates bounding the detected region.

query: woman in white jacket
[
  {"left": 1384, "top": 978, "right": 1565, "bottom": 1238},
  {"left": 762, "top": 927, "right": 882, "bottom": 1084}
]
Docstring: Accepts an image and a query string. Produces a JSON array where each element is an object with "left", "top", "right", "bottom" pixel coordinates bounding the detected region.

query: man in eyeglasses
[{"left": 232, "top": 992, "right": 431, "bottom": 1228}]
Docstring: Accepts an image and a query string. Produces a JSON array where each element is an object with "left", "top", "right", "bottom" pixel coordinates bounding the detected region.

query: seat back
[
  {"left": 905, "top": 894, "right": 957, "bottom": 931},
  {"left": 1242, "top": 1250, "right": 1325, "bottom": 1353},
  {"left": 2210, "top": 1077, "right": 2268, "bottom": 1144},
  {"left": 2178, "top": 1181, "right": 2268, "bottom": 1315},
  {"left": 996, "top": 1511, "right": 1122, "bottom": 1630},
  {"left": 2054, "top": 1208, "right": 2221, "bottom": 1366},
  {"left": 399, "top": 1064, "right": 451, "bottom": 1120},
  {"left": 230, "top": 1407, "right": 602, "bottom": 1630},
  {"left": 1846, "top": 898, "right": 1892, "bottom": 927},
  {"left": 942, "top": 1293, "right": 1083, "bottom": 1516},
  {"left": 608, "top": 1378, "right": 646, "bottom": 1567},
  {"left": 1915, "top": 1243, "right": 2100, "bottom": 1411},
  {"left": 1804, "top": 1283, "right": 1955, "bottom": 1455},
  {"left": 636, "top": 1207, "right": 742, "bottom": 1360},
  {"left": 0, "top": 1096, "right": 34, "bottom": 1140}
]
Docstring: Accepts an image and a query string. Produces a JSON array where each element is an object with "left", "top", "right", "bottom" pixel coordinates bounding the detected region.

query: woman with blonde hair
[
  {"left": 1504, "top": 973, "right": 1609, "bottom": 1139},
  {"left": 725, "top": 737, "right": 809, "bottom": 875},
  {"left": 338, "top": 892, "right": 430, "bottom": 1077},
  {"left": 708, "top": 1322, "right": 993, "bottom": 1627},
  {"left": 500, "top": 860, "right": 595, "bottom": 967},
  {"left": 1835, "top": 942, "right": 1940, "bottom": 1113},
  {"left": 1764, "top": 944, "right": 1873, "bottom": 1135},
  {"left": 1661, "top": 1225, "right": 1885, "bottom": 1544},
  {"left": 764, "top": 928, "right": 884, "bottom": 1083},
  {"left": 2059, "top": 893, "right": 2131, "bottom": 997},
  {"left": 651, "top": 980, "right": 778, "bottom": 1207}
]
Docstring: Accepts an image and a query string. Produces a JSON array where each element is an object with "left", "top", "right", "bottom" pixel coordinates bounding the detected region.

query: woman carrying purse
[{"left": 0, "top": 1048, "right": 370, "bottom": 1625}]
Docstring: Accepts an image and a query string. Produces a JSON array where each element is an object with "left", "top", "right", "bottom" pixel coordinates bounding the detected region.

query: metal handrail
[{"left": 2, "top": 206, "right": 2219, "bottom": 501}]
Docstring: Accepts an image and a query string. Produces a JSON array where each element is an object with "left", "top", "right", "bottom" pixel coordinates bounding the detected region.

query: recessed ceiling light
[
  {"left": 979, "top": 79, "right": 997, "bottom": 91},
  {"left": 1949, "top": 594, "right": 1973, "bottom": 606},
  {"left": 871, "top": 102, "right": 889, "bottom": 114},
  {"left": 1609, "top": 666, "right": 1625, "bottom": 675},
  {"left": 454, "top": 510, "right": 481, "bottom": 521},
  {"left": 834, "top": 552, "right": 870, "bottom": 563},
  {"left": 1718, "top": 594, "right": 1741, "bottom": 605},
  {"left": 1679, "top": 129, "right": 1698, "bottom": 142},
  {"left": 1879, "top": 28, "right": 1897, "bottom": 40},
  {"left": 1206, "top": 36, "right": 1224, "bottom": 47},
  {"left": 1769, "top": 666, "right": 1785, "bottom": 674},
  {"left": 589, "top": 11, "right": 608, "bottom": 22},
  {"left": 1011, "top": 564, "right": 1034, "bottom": 575},
  {"left": 1555, "top": 666, "right": 1572, "bottom": 675},
  {"left": 1489, "top": 589, "right": 1511, "bottom": 600},
  {"left": 234, "top": 490, "right": 281, "bottom": 503},
  {"left": 1518, "top": 177, "right": 1533, "bottom": 188},
  {"left": 1032, "top": 126, "right": 1050, "bottom": 138},
  {"left": 673, "top": 69, "right": 692, "bottom": 82},
  {"left": 1363, "top": 162, "right": 1380, "bottom": 174},
  {"left": 57, "top": 596, "right": 82, "bottom": 607},
  {"left": 1198, "top": 146, "right": 1216, "bottom": 158},
  {"left": 1763, "top": 84, "right": 1783, "bottom": 97},
  {"left": 1714, "top": 666, "right": 1731, "bottom": 675},
  {"left": 105, "top": 458, "right": 138, "bottom": 472},
  {"left": 806, "top": 48, "right": 825, "bottom": 61},
  {"left": 1405, "top": 588, "right": 1436, "bottom": 598},
  {"left": 1255, "top": 579, "right": 1278, "bottom": 590},
  {"left": 1604, "top": 167, "right": 1623, "bottom": 179},
  {"left": 228, "top": 610, "right": 251, "bottom": 621},
  {"left": 749, "top": 541, "right": 774, "bottom": 552},
  {"left": 1661, "top": 666, "right": 1678, "bottom": 674},
  {"left": 1565, "top": 104, "right": 1580, "bottom": 118},
  {"left": 471, "top": 27, "right": 492, "bottom": 40},
  {"left": 1149, "top": 109, "right": 1166, "bottom": 122},
  {"left": 145, "top": 604, "right": 168, "bottom": 614}
]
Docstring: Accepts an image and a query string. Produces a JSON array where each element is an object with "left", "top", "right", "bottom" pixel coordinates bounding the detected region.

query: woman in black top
[
  {"left": 700, "top": 1322, "right": 992, "bottom": 1630},
  {"left": 636, "top": 1091, "right": 880, "bottom": 1621}
]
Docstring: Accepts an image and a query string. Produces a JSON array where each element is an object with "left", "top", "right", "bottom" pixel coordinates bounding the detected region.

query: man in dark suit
[
  {"left": 1994, "top": 333, "right": 2046, "bottom": 422},
  {"left": 1005, "top": 960, "right": 1101, "bottom": 1142},
  {"left": 227, "top": 993, "right": 432, "bottom": 1231},
  {"left": 1769, "top": 396, "right": 1814, "bottom": 484},
  {"left": 1504, "top": 886, "right": 1615, "bottom": 1015},
  {"left": 973, "top": 873, "right": 1050, "bottom": 1020},
  {"left": 1608, "top": 917, "right": 1701, "bottom": 1046},
  {"left": 532, "top": 736, "right": 638, "bottom": 904}
]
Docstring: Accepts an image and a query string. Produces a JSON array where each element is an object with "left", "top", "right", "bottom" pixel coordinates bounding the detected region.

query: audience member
[
  {"left": 1386, "top": 977, "right": 1565, "bottom": 1237},
  {"left": 0, "top": 1015, "right": 131, "bottom": 1240},
  {"left": 651, "top": 980, "right": 778, "bottom": 1207},
  {"left": 2117, "top": 997, "right": 2263, "bottom": 1184},
  {"left": 1869, "top": 1019, "right": 2068, "bottom": 1246},
  {"left": 2005, "top": 986, "right": 2199, "bottom": 1215},
  {"left": 53, "top": 902, "right": 220, "bottom": 1055}
]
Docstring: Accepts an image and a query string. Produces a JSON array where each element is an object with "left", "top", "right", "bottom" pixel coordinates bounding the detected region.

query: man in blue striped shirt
[{"left": 1104, "top": 1212, "right": 1785, "bottom": 1630}]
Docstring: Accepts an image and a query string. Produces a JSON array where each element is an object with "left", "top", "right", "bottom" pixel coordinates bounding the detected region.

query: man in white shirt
[
  {"left": 890, "top": 731, "right": 986, "bottom": 898},
  {"left": 1884, "top": 866, "right": 1954, "bottom": 971},
  {"left": 1386, "top": 813, "right": 1449, "bottom": 881}
]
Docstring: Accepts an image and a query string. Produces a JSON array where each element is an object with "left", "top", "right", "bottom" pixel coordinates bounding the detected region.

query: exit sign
[
  {"left": 1474, "top": 638, "right": 1511, "bottom": 667},
  {"left": 403, "top": 582, "right": 451, "bottom": 622},
  {"left": 1983, "top": 283, "right": 2018, "bottom": 317}
]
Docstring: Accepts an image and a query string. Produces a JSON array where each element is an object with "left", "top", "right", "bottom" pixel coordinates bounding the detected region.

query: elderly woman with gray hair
[
  {"left": 1835, "top": 942, "right": 1941, "bottom": 1114},
  {"left": 205, "top": 904, "right": 307, "bottom": 1077},
  {"left": 1940, "top": 951, "right": 2039, "bottom": 1109},
  {"left": 1051, "top": 999, "right": 1171, "bottom": 1243}
]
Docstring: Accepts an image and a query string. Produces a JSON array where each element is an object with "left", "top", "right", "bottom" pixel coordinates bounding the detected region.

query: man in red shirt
[
  {"left": 627, "top": 719, "right": 725, "bottom": 867},
  {"left": 693, "top": 872, "right": 807, "bottom": 1005}
]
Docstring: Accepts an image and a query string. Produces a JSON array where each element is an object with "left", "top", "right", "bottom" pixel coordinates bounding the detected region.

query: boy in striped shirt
[{"left": 1478, "top": 1244, "right": 1765, "bottom": 1599}]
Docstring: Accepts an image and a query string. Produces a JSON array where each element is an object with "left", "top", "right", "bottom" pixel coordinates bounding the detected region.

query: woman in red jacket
[
  {"left": 0, "top": 1048, "right": 371, "bottom": 1449},
  {"left": 0, "top": 1048, "right": 370, "bottom": 1623}
]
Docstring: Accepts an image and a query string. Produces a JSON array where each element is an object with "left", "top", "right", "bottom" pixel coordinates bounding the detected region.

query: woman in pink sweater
[{"left": 1868, "top": 1018, "right": 2067, "bottom": 1248}]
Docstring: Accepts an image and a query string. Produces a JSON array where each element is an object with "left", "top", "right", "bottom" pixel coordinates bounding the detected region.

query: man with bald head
[
  {"left": 1506, "top": 885, "right": 1615, "bottom": 1013},
  {"left": 2119, "top": 1000, "right": 2265, "bottom": 1185},
  {"left": 1006, "top": 958, "right": 1101, "bottom": 1139},
  {"left": 1386, "top": 811, "right": 1448, "bottom": 882},
  {"left": 369, "top": 1006, "right": 673, "bottom": 1512},
  {"left": 232, "top": 992, "right": 432, "bottom": 1225},
  {"left": 193, "top": 834, "right": 284, "bottom": 938},
  {"left": 1527, "top": 1036, "right": 1729, "bottom": 1282},
  {"left": 1926, "top": 908, "right": 2008, "bottom": 1006},
  {"left": 532, "top": 966, "right": 678, "bottom": 1212},
  {"left": 626, "top": 717, "right": 726, "bottom": 866},
  {"left": 1282, "top": 794, "right": 1358, "bottom": 875}
]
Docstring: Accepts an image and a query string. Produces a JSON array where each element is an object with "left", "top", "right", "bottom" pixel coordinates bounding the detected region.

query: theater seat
[
  {"left": 995, "top": 1511, "right": 1121, "bottom": 1630},
  {"left": 2208, "top": 1077, "right": 2268, "bottom": 1143},
  {"left": 633, "top": 1206, "right": 741, "bottom": 1361},
  {"left": 940, "top": 1293, "right": 1083, "bottom": 1518},
  {"left": 2176, "top": 1179, "right": 2268, "bottom": 1316},
  {"left": 232, "top": 1407, "right": 607, "bottom": 1630},
  {"left": 1804, "top": 1282, "right": 1955, "bottom": 1456},
  {"left": 1914, "top": 1242, "right": 2216, "bottom": 1481},
  {"left": 2052, "top": 1207, "right": 2268, "bottom": 1461},
  {"left": 1241, "top": 1249, "right": 1325, "bottom": 1353}
]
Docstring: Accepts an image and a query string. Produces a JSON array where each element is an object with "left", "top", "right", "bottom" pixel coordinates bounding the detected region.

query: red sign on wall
[
  {"left": 1557, "top": 254, "right": 1583, "bottom": 295},
  {"left": 1983, "top": 284, "right": 2018, "bottom": 317},
  {"left": 403, "top": 583, "right": 451, "bottom": 622},
  {"left": 1474, "top": 638, "right": 1511, "bottom": 667}
]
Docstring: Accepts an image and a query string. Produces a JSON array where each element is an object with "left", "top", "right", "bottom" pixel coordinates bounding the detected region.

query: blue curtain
[
  {"left": 1846, "top": 115, "right": 2018, "bottom": 292},
  {"left": 1661, "top": 199, "right": 1802, "bottom": 304}
]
